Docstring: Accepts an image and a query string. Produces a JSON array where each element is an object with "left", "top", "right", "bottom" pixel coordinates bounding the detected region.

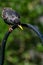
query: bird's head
[{"left": 2, "top": 7, "right": 23, "bottom": 30}]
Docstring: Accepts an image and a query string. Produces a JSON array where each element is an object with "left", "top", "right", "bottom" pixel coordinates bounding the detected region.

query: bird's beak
[{"left": 18, "top": 25, "right": 23, "bottom": 30}]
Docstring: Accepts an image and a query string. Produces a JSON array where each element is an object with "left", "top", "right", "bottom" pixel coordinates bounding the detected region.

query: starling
[{"left": 2, "top": 8, "right": 23, "bottom": 30}]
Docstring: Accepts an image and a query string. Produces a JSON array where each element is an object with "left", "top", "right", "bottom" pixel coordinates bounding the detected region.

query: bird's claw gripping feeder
[{"left": 0, "top": 8, "right": 43, "bottom": 65}]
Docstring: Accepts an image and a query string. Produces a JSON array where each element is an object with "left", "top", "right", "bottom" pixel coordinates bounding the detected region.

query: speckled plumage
[{"left": 2, "top": 8, "right": 20, "bottom": 25}]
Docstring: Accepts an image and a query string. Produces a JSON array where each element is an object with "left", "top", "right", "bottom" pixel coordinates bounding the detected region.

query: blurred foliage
[{"left": 0, "top": 0, "right": 43, "bottom": 65}]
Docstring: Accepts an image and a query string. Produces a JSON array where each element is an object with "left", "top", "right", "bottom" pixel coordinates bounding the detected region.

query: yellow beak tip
[{"left": 18, "top": 25, "right": 23, "bottom": 30}]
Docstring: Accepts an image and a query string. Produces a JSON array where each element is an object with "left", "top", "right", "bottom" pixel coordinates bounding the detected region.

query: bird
[
  {"left": 2, "top": 7, "right": 23, "bottom": 31},
  {"left": 1, "top": 7, "right": 43, "bottom": 65},
  {"left": 1, "top": 7, "right": 43, "bottom": 43},
  {"left": 2, "top": 7, "right": 43, "bottom": 41}
]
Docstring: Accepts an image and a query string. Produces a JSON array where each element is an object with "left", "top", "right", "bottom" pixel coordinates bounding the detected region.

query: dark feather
[{"left": 2, "top": 8, "right": 20, "bottom": 25}]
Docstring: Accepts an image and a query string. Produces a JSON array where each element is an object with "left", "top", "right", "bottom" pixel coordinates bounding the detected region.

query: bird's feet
[
  {"left": 9, "top": 27, "right": 13, "bottom": 32},
  {"left": 8, "top": 25, "right": 13, "bottom": 32}
]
